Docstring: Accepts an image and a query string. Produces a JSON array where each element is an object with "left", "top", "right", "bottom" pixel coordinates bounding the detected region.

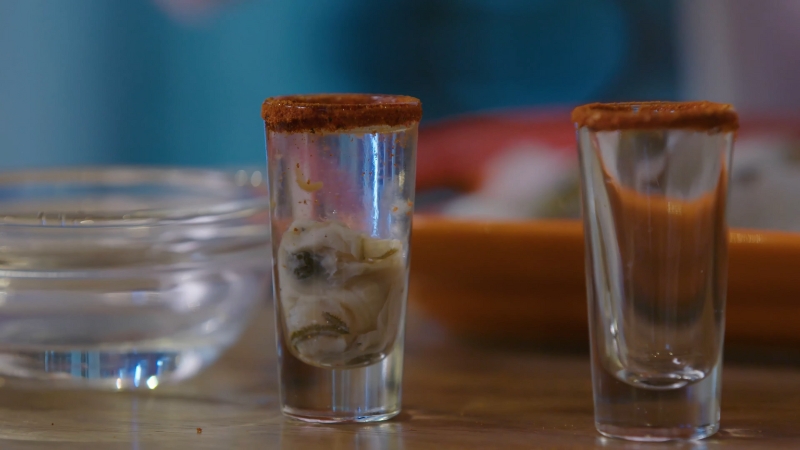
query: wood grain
[{"left": 0, "top": 304, "right": 796, "bottom": 449}]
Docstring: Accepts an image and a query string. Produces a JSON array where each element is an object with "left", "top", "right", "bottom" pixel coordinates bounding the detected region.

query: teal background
[{"left": 0, "top": 0, "right": 677, "bottom": 169}]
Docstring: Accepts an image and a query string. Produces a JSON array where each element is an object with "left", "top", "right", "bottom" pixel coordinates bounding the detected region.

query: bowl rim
[{"left": 0, "top": 166, "right": 270, "bottom": 229}]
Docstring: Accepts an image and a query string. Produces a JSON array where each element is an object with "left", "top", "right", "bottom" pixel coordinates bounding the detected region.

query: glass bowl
[{"left": 0, "top": 167, "right": 271, "bottom": 389}]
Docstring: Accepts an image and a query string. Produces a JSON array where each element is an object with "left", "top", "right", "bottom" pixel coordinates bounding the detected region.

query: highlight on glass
[
  {"left": 573, "top": 102, "right": 738, "bottom": 441},
  {"left": 262, "top": 93, "right": 422, "bottom": 423}
]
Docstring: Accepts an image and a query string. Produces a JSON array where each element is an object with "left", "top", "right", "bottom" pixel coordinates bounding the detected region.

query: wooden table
[{"left": 0, "top": 304, "right": 798, "bottom": 449}]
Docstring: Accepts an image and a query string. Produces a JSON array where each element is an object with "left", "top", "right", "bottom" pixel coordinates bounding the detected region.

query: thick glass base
[
  {"left": 283, "top": 406, "right": 400, "bottom": 423},
  {"left": 597, "top": 422, "right": 719, "bottom": 442},
  {"left": 592, "top": 357, "right": 722, "bottom": 443},
  {"left": 277, "top": 328, "right": 405, "bottom": 424}
]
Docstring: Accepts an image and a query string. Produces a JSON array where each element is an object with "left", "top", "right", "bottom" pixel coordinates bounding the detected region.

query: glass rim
[
  {"left": 0, "top": 166, "right": 269, "bottom": 229},
  {"left": 572, "top": 101, "right": 739, "bottom": 132},
  {"left": 261, "top": 93, "right": 422, "bottom": 134}
]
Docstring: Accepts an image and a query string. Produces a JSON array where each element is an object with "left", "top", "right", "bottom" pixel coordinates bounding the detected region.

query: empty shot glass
[
  {"left": 262, "top": 94, "right": 422, "bottom": 422},
  {"left": 573, "top": 102, "right": 738, "bottom": 441}
]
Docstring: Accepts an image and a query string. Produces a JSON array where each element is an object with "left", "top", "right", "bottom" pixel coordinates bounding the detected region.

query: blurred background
[
  {"left": 5, "top": 0, "right": 794, "bottom": 170},
  {"left": 2, "top": 0, "right": 800, "bottom": 371},
  {"left": 4, "top": 0, "right": 800, "bottom": 231}
]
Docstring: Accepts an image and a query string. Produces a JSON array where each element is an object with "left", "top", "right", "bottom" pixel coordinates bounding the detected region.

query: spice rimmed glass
[
  {"left": 263, "top": 94, "right": 421, "bottom": 422},
  {"left": 574, "top": 102, "right": 738, "bottom": 441}
]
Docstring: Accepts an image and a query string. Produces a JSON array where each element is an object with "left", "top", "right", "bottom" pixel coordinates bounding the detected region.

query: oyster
[{"left": 277, "top": 220, "right": 406, "bottom": 367}]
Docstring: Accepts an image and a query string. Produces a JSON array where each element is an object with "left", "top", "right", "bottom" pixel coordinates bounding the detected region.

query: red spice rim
[
  {"left": 262, "top": 93, "right": 422, "bottom": 133},
  {"left": 571, "top": 101, "right": 739, "bottom": 132}
]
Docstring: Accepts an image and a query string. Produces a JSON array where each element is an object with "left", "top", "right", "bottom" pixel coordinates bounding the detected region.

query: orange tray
[{"left": 409, "top": 217, "right": 800, "bottom": 349}]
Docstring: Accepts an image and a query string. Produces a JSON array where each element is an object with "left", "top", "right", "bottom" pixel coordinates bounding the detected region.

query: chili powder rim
[
  {"left": 262, "top": 93, "right": 423, "bottom": 133},
  {"left": 572, "top": 101, "right": 739, "bottom": 132}
]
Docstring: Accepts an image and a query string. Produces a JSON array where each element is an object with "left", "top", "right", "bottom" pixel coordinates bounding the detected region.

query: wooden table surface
[{"left": 0, "top": 303, "right": 799, "bottom": 449}]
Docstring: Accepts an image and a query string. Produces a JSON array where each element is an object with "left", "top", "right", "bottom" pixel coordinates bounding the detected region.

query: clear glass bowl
[{"left": 0, "top": 167, "right": 271, "bottom": 389}]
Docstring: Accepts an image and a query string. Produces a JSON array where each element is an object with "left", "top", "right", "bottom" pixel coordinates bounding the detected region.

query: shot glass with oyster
[{"left": 263, "top": 94, "right": 421, "bottom": 423}]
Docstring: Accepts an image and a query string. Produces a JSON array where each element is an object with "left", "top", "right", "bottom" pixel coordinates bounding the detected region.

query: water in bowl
[{"left": 0, "top": 168, "right": 271, "bottom": 389}]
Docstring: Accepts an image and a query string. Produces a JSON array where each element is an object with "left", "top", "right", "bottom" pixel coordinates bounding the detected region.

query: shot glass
[
  {"left": 262, "top": 94, "right": 422, "bottom": 422},
  {"left": 573, "top": 102, "right": 738, "bottom": 441}
]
